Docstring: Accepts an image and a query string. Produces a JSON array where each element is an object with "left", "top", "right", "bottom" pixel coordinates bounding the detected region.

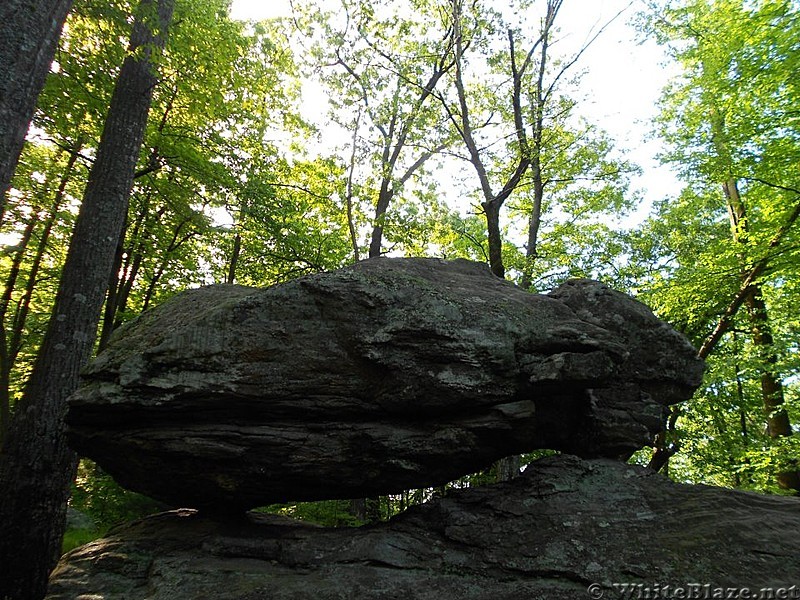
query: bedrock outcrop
[
  {"left": 47, "top": 456, "right": 800, "bottom": 599},
  {"left": 67, "top": 258, "right": 703, "bottom": 511}
]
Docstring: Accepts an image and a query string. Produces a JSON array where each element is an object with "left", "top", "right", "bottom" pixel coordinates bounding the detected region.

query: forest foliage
[{"left": 1, "top": 0, "right": 798, "bottom": 545}]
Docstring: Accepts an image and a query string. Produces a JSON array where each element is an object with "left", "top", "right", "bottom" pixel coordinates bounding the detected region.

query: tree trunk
[
  {"left": 494, "top": 455, "right": 521, "bottom": 482},
  {"left": 720, "top": 175, "right": 798, "bottom": 492},
  {"left": 0, "top": 144, "right": 81, "bottom": 444},
  {"left": 345, "top": 110, "right": 362, "bottom": 263},
  {"left": 647, "top": 405, "right": 681, "bottom": 473},
  {"left": 483, "top": 200, "right": 505, "bottom": 278},
  {"left": 518, "top": 8, "right": 550, "bottom": 292},
  {"left": 0, "top": 0, "right": 175, "bottom": 596},
  {"left": 709, "top": 105, "right": 799, "bottom": 490},
  {"left": 0, "top": 216, "right": 37, "bottom": 442},
  {"left": 0, "top": 0, "right": 75, "bottom": 220},
  {"left": 111, "top": 195, "right": 162, "bottom": 330},
  {"left": 97, "top": 227, "right": 127, "bottom": 352},
  {"left": 744, "top": 286, "right": 799, "bottom": 492},
  {"left": 368, "top": 184, "right": 394, "bottom": 258},
  {"left": 520, "top": 166, "right": 544, "bottom": 291},
  {"left": 348, "top": 497, "right": 381, "bottom": 524},
  {"left": 227, "top": 231, "right": 242, "bottom": 284}
]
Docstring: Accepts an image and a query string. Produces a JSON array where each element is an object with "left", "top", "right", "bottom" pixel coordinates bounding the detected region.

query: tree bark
[
  {"left": 483, "top": 200, "right": 505, "bottom": 278},
  {"left": 97, "top": 227, "right": 127, "bottom": 352},
  {"left": 0, "top": 0, "right": 75, "bottom": 220},
  {"left": 744, "top": 287, "right": 799, "bottom": 492},
  {"left": 345, "top": 110, "right": 362, "bottom": 263},
  {"left": 0, "top": 0, "right": 175, "bottom": 597},
  {"left": 518, "top": 9, "right": 551, "bottom": 291},
  {"left": 227, "top": 231, "right": 242, "bottom": 284},
  {"left": 368, "top": 185, "right": 394, "bottom": 258}
]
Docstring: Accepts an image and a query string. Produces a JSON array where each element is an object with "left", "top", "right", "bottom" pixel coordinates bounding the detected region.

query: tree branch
[{"left": 697, "top": 195, "right": 800, "bottom": 359}]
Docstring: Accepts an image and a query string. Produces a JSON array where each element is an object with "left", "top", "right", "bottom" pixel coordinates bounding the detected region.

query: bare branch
[{"left": 544, "top": 1, "right": 632, "bottom": 104}]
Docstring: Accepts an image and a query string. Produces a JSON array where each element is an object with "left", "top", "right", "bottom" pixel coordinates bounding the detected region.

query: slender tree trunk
[
  {"left": 0, "top": 1, "right": 175, "bottom": 596},
  {"left": 112, "top": 197, "right": 162, "bottom": 328},
  {"left": 744, "top": 287, "right": 799, "bottom": 492},
  {"left": 722, "top": 178, "right": 797, "bottom": 491},
  {"left": 10, "top": 147, "right": 81, "bottom": 364},
  {"left": 519, "top": 12, "right": 550, "bottom": 292},
  {"left": 448, "top": 0, "right": 560, "bottom": 282},
  {"left": 227, "top": 231, "right": 242, "bottom": 284},
  {"left": 368, "top": 185, "right": 394, "bottom": 258},
  {"left": 708, "top": 113, "right": 798, "bottom": 491},
  {"left": 98, "top": 227, "right": 127, "bottom": 351},
  {"left": 0, "top": 144, "right": 81, "bottom": 443},
  {"left": 348, "top": 497, "right": 381, "bottom": 524},
  {"left": 142, "top": 268, "right": 163, "bottom": 312},
  {"left": 114, "top": 248, "right": 145, "bottom": 326},
  {"left": 0, "top": 0, "right": 75, "bottom": 220},
  {"left": 647, "top": 405, "right": 682, "bottom": 473},
  {"left": 520, "top": 168, "right": 544, "bottom": 290},
  {"left": 0, "top": 217, "right": 37, "bottom": 441},
  {"left": 345, "top": 109, "right": 362, "bottom": 263}
]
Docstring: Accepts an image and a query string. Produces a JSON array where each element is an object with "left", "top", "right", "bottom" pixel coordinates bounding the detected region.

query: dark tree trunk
[
  {"left": 98, "top": 226, "right": 127, "bottom": 352},
  {"left": 348, "top": 497, "right": 382, "bottom": 524},
  {"left": 483, "top": 200, "right": 505, "bottom": 278},
  {"left": 714, "top": 165, "right": 799, "bottom": 492},
  {"left": 647, "top": 405, "right": 681, "bottom": 473},
  {"left": 0, "top": 143, "right": 80, "bottom": 445},
  {"left": 494, "top": 455, "right": 521, "bottom": 482},
  {"left": 0, "top": 0, "right": 75, "bottom": 220},
  {"left": 0, "top": 1, "right": 175, "bottom": 597},
  {"left": 0, "top": 216, "right": 37, "bottom": 442},
  {"left": 722, "top": 177, "right": 798, "bottom": 491},
  {"left": 744, "top": 286, "right": 799, "bottom": 492},
  {"left": 227, "top": 231, "right": 242, "bottom": 284},
  {"left": 520, "top": 170, "right": 544, "bottom": 291},
  {"left": 518, "top": 13, "right": 550, "bottom": 292},
  {"left": 368, "top": 185, "right": 394, "bottom": 258},
  {"left": 106, "top": 193, "right": 161, "bottom": 337},
  {"left": 345, "top": 118, "right": 362, "bottom": 263}
]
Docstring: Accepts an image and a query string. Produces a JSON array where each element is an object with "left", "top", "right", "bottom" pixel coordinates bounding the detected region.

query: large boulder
[
  {"left": 67, "top": 258, "right": 703, "bottom": 511},
  {"left": 47, "top": 456, "right": 800, "bottom": 599}
]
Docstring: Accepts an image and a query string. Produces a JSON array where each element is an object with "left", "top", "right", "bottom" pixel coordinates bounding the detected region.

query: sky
[{"left": 228, "top": 0, "right": 682, "bottom": 223}]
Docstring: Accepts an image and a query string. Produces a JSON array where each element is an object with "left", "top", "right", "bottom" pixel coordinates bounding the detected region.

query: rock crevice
[{"left": 48, "top": 456, "right": 800, "bottom": 599}]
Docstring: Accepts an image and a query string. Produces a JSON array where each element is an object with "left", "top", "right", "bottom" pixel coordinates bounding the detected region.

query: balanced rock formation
[
  {"left": 67, "top": 258, "right": 703, "bottom": 511},
  {"left": 47, "top": 456, "right": 800, "bottom": 599}
]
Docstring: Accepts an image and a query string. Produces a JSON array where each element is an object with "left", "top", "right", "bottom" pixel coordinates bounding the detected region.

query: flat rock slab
[
  {"left": 67, "top": 258, "right": 703, "bottom": 511},
  {"left": 47, "top": 456, "right": 800, "bottom": 599}
]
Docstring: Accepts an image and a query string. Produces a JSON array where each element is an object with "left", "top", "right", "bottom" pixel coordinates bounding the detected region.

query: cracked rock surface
[
  {"left": 47, "top": 456, "right": 800, "bottom": 599},
  {"left": 67, "top": 258, "right": 703, "bottom": 511}
]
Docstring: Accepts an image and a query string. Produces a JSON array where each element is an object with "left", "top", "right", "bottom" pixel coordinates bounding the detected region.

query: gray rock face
[
  {"left": 67, "top": 258, "right": 703, "bottom": 511},
  {"left": 47, "top": 456, "right": 800, "bottom": 599}
]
